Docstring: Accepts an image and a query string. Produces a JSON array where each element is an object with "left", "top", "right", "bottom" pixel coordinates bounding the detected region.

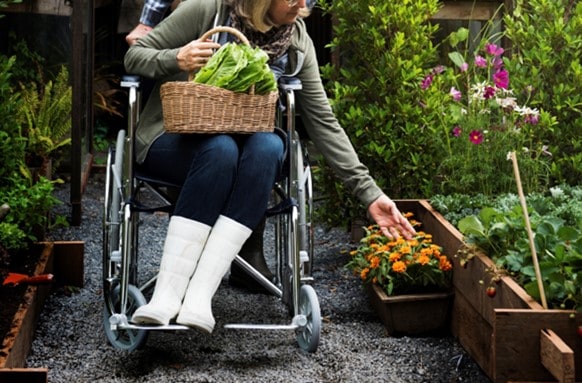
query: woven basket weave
[{"left": 160, "top": 26, "right": 278, "bottom": 134}]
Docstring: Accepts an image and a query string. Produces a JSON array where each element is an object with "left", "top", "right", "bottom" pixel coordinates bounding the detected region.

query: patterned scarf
[{"left": 229, "top": 9, "right": 295, "bottom": 62}]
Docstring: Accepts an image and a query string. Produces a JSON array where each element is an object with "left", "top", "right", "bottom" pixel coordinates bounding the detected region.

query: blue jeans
[{"left": 142, "top": 132, "right": 285, "bottom": 230}]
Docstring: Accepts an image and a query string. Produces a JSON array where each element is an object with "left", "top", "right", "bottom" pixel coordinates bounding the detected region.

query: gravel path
[{"left": 26, "top": 174, "right": 492, "bottom": 383}]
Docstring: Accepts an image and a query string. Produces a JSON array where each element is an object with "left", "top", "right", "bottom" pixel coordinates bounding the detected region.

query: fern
[{"left": 17, "top": 65, "right": 72, "bottom": 159}]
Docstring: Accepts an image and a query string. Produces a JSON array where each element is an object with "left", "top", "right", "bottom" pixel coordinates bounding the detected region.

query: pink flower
[
  {"left": 421, "top": 74, "right": 433, "bottom": 90},
  {"left": 452, "top": 126, "right": 462, "bottom": 137},
  {"left": 493, "top": 70, "right": 509, "bottom": 89},
  {"left": 449, "top": 87, "right": 462, "bottom": 101},
  {"left": 485, "top": 43, "right": 504, "bottom": 57},
  {"left": 492, "top": 57, "right": 504, "bottom": 70},
  {"left": 460, "top": 62, "right": 469, "bottom": 72},
  {"left": 524, "top": 113, "right": 540, "bottom": 125},
  {"left": 469, "top": 130, "right": 484, "bottom": 145},
  {"left": 474, "top": 55, "right": 487, "bottom": 68},
  {"left": 432, "top": 65, "right": 445, "bottom": 75},
  {"left": 483, "top": 86, "right": 496, "bottom": 99}
]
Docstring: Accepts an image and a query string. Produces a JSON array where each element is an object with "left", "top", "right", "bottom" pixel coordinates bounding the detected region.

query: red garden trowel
[{"left": 2, "top": 272, "right": 54, "bottom": 286}]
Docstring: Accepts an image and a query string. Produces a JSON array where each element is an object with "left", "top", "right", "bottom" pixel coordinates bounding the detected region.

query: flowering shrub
[
  {"left": 347, "top": 213, "right": 453, "bottom": 296},
  {"left": 420, "top": 29, "right": 556, "bottom": 196}
]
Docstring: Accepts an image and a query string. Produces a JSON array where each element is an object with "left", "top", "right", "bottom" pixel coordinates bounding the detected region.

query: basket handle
[{"left": 199, "top": 26, "right": 249, "bottom": 46}]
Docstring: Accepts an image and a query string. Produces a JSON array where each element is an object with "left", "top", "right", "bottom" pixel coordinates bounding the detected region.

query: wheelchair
[{"left": 102, "top": 74, "right": 320, "bottom": 353}]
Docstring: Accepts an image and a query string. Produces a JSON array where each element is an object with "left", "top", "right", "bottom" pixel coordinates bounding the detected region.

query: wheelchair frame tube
[
  {"left": 118, "top": 77, "right": 141, "bottom": 315},
  {"left": 284, "top": 87, "right": 302, "bottom": 316}
]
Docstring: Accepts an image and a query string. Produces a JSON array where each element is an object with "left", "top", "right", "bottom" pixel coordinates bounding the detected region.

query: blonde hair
[{"left": 226, "top": 0, "right": 310, "bottom": 33}]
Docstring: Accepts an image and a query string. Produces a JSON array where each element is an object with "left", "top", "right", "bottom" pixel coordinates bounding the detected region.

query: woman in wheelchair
[{"left": 124, "top": 0, "right": 415, "bottom": 332}]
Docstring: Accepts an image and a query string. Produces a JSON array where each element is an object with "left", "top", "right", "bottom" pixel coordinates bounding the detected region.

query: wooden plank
[
  {"left": 3, "top": 0, "right": 111, "bottom": 15},
  {"left": 540, "top": 329, "right": 575, "bottom": 383},
  {"left": 433, "top": 1, "right": 503, "bottom": 20},
  {"left": 53, "top": 240, "right": 84, "bottom": 288},
  {"left": 494, "top": 309, "right": 582, "bottom": 383},
  {"left": 450, "top": 287, "right": 496, "bottom": 379},
  {"left": 0, "top": 368, "right": 47, "bottom": 383},
  {"left": 0, "top": 243, "right": 54, "bottom": 368}
]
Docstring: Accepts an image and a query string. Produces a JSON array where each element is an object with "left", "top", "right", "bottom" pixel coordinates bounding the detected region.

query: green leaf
[{"left": 458, "top": 215, "right": 485, "bottom": 236}]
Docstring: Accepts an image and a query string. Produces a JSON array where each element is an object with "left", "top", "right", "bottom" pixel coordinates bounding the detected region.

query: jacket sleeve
[
  {"left": 294, "top": 34, "right": 384, "bottom": 208},
  {"left": 124, "top": 0, "right": 218, "bottom": 79}
]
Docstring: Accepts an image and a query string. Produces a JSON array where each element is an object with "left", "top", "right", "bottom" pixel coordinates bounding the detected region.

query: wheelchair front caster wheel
[
  {"left": 296, "top": 284, "right": 321, "bottom": 353},
  {"left": 103, "top": 284, "right": 148, "bottom": 351}
]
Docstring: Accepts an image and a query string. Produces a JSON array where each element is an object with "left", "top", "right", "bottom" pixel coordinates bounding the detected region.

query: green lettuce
[{"left": 193, "top": 42, "right": 277, "bottom": 95}]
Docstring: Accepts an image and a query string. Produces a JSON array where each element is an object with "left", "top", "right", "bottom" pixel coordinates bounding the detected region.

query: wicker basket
[{"left": 160, "top": 26, "right": 279, "bottom": 134}]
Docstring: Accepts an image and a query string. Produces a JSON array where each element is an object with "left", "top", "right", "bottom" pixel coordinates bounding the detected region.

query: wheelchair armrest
[
  {"left": 278, "top": 77, "right": 302, "bottom": 91},
  {"left": 121, "top": 75, "right": 141, "bottom": 89}
]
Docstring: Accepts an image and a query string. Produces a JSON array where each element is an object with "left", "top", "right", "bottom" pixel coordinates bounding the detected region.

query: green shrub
[
  {"left": 0, "top": 54, "right": 61, "bottom": 252},
  {"left": 318, "top": 0, "right": 443, "bottom": 227},
  {"left": 503, "top": 0, "right": 582, "bottom": 186}
]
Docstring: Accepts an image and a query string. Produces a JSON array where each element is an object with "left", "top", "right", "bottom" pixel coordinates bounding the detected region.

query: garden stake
[{"left": 509, "top": 151, "right": 548, "bottom": 309}]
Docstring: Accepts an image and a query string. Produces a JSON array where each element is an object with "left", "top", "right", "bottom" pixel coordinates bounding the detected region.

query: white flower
[{"left": 550, "top": 186, "right": 564, "bottom": 198}]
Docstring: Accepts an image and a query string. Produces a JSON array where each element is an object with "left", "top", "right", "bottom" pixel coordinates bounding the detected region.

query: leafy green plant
[
  {"left": 454, "top": 189, "right": 582, "bottom": 312},
  {"left": 420, "top": 34, "right": 556, "bottom": 195},
  {"left": 16, "top": 65, "right": 72, "bottom": 166},
  {"left": 0, "top": 54, "right": 62, "bottom": 254},
  {"left": 0, "top": 0, "right": 21, "bottom": 18},
  {"left": 0, "top": 175, "right": 60, "bottom": 250},
  {"left": 317, "top": 0, "right": 443, "bottom": 227},
  {"left": 503, "top": 0, "right": 582, "bottom": 186}
]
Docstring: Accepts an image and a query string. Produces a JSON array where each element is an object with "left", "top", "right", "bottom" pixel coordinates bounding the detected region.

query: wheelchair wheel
[
  {"left": 296, "top": 284, "right": 321, "bottom": 353},
  {"left": 103, "top": 284, "right": 148, "bottom": 351}
]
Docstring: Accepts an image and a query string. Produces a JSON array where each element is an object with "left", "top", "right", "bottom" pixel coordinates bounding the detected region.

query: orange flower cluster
[{"left": 347, "top": 213, "right": 453, "bottom": 295}]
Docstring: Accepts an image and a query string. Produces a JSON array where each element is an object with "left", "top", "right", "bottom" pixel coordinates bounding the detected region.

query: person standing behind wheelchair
[{"left": 124, "top": 0, "right": 415, "bottom": 332}]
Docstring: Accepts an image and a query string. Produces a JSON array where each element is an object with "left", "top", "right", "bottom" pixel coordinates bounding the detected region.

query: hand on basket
[
  {"left": 367, "top": 195, "right": 416, "bottom": 240},
  {"left": 177, "top": 39, "right": 221, "bottom": 73}
]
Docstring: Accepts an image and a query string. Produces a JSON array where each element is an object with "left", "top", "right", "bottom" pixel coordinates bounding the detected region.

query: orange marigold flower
[
  {"left": 408, "top": 239, "right": 419, "bottom": 247},
  {"left": 420, "top": 248, "right": 433, "bottom": 257},
  {"left": 418, "top": 254, "right": 430, "bottom": 265},
  {"left": 400, "top": 245, "right": 412, "bottom": 255},
  {"left": 369, "top": 256, "right": 381, "bottom": 269},
  {"left": 439, "top": 256, "right": 453, "bottom": 271},
  {"left": 392, "top": 261, "right": 407, "bottom": 273},
  {"left": 389, "top": 252, "right": 402, "bottom": 262},
  {"left": 404, "top": 212, "right": 414, "bottom": 218},
  {"left": 360, "top": 268, "right": 370, "bottom": 280}
]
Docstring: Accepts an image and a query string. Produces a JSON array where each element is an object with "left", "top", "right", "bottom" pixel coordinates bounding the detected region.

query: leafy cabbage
[{"left": 193, "top": 42, "right": 276, "bottom": 95}]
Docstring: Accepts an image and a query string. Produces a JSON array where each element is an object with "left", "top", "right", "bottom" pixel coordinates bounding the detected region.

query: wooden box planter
[
  {"left": 394, "top": 200, "right": 581, "bottom": 383},
  {"left": 0, "top": 241, "right": 83, "bottom": 382}
]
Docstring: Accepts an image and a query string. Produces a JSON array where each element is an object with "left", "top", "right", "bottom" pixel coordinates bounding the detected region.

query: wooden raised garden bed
[
  {"left": 395, "top": 199, "right": 581, "bottom": 383},
  {"left": 0, "top": 241, "right": 84, "bottom": 382}
]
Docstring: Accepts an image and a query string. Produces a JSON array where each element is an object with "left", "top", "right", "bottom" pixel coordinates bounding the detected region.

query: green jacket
[{"left": 124, "top": 0, "right": 383, "bottom": 208}]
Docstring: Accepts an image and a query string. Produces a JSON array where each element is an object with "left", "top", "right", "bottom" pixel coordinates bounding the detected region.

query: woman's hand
[
  {"left": 176, "top": 39, "right": 221, "bottom": 72},
  {"left": 367, "top": 194, "right": 416, "bottom": 240}
]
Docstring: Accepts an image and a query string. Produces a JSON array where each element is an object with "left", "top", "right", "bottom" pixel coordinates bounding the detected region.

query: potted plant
[{"left": 346, "top": 212, "right": 454, "bottom": 335}]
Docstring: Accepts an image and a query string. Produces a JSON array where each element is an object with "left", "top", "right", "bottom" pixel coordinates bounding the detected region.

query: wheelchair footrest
[
  {"left": 109, "top": 313, "right": 190, "bottom": 331},
  {"left": 224, "top": 315, "right": 308, "bottom": 331}
]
